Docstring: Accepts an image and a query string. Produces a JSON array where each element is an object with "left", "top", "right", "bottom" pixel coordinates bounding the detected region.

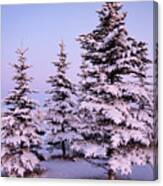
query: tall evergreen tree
[
  {"left": 76, "top": 2, "right": 154, "bottom": 178},
  {"left": 1, "top": 48, "right": 42, "bottom": 177},
  {"left": 45, "top": 41, "right": 82, "bottom": 158}
]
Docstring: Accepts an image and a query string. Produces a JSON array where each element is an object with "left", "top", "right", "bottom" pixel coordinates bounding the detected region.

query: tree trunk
[
  {"left": 61, "top": 141, "right": 66, "bottom": 158},
  {"left": 61, "top": 123, "right": 66, "bottom": 158},
  {"left": 108, "top": 169, "right": 116, "bottom": 180}
]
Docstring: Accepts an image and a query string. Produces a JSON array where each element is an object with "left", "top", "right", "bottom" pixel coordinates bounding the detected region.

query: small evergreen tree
[
  {"left": 1, "top": 48, "right": 42, "bottom": 177},
  {"left": 45, "top": 41, "right": 82, "bottom": 158},
  {"left": 76, "top": 2, "right": 154, "bottom": 179}
]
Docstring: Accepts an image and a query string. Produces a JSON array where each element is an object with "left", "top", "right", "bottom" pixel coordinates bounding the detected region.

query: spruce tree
[
  {"left": 76, "top": 2, "right": 154, "bottom": 178},
  {"left": 1, "top": 48, "right": 42, "bottom": 177},
  {"left": 45, "top": 41, "right": 82, "bottom": 158}
]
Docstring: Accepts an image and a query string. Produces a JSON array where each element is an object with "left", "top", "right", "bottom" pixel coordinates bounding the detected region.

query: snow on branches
[{"left": 1, "top": 48, "right": 42, "bottom": 177}]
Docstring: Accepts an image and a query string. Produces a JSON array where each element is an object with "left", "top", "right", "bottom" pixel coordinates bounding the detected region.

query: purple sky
[{"left": 1, "top": 1, "right": 154, "bottom": 105}]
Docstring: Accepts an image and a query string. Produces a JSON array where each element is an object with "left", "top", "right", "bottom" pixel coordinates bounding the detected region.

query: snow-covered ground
[
  {"left": 39, "top": 158, "right": 156, "bottom": 180},
  {"left": 119, "top": 164, "right": 156, "bottom": 181},
  {"left": 40, "top": 159, "right": 107, "bottom": 179}
]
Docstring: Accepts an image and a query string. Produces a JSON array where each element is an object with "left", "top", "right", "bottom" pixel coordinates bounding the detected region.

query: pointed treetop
[
  {"left": 106, "top": 2, "right": 123, "bottom": 10},
  {"left": 58, "top": 40, "right": 67, "bottom": 61},
  {"left": 52, "top": 40, "right": 69, "bottom": 74},
  {"left": 14, "top": 48, "right": 30, "bottom": 69},
  {"left": 16, "top": 48, "right": 29, "bottom": 56},
  {"left": 97, "top": 2, "right": 127, "bottom": 19},
  {"left": 59, "top": 40, "right": 65, "bottom": 53}
]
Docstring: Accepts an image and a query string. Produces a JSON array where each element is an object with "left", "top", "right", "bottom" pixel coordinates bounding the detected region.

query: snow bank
[
  {"left": 39, "top": 159, "right": 155, "bottom": 180},
  {"left": 40, "top": 159, "right": 106, "bottom": 179}
]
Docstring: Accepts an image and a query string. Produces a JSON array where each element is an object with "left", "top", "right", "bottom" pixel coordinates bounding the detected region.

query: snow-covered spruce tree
[
  {"left": 1, "top": 48, "right": 42, "bottom": 177},
  {"left": 45, "top": 41, "right": 82, "bottom": 158},
  {"left": 76, "top": 2, "right": 154, "bottom": 179}
]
